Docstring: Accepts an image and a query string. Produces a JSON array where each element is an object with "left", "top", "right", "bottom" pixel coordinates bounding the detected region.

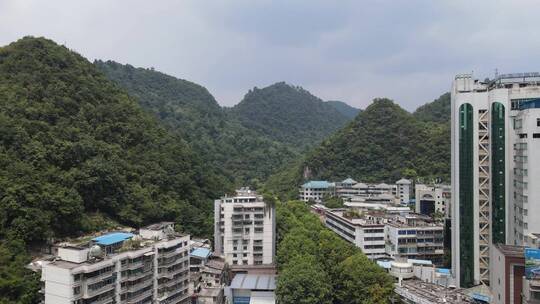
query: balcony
[
  {"left": 121, "top": 260, "right": 146, "bottom": 270},
  {"left": 85, "top": 270, "right": 114, "bottom": 285},
  {"left": 159, "top": 249, "right": 183, "bottom": 259},
  {"left": 126, "top": 289, "right": 153, "bottom": 304},
  {"left": 85, "top": 282, "right": 116, "bottom": 298},
  {"left": 126, "top": 269, "right": 153, "bottom": 281},
  {"left": 91, "top": 295, "right": 115, "bottom": 304},
  {"left": 159, "top": 255, "right": 186, "bottom": 268},
  {"left": 158, "top": 267, "right": 187, "bottom": 279},
  {"left": 125, "top": 277, "right": 153, "bottom": 291}
]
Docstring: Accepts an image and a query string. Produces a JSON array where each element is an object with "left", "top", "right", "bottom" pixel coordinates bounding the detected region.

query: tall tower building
[{"left": 451, "top": 72, "right": 540, "bottom": 288}]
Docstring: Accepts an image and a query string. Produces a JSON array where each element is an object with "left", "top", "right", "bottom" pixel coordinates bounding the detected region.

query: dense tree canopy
[
  {"left": 95, "top": 61, "right": 299, "bottom": 186},
  {"left": 0, "top": 37, "right": 225, "bottom": 243},
  {"left": 230, "top": 82, "right": 352, "bottom": 151},
  {"left": 326, "top": 100, "right": 361, "bottom": 119},
  {"left": 276, "top": 201, "right": 394, "bottom": 304},
  {"left": 413, "top": 93, "right": 450, "bottom": 123}
]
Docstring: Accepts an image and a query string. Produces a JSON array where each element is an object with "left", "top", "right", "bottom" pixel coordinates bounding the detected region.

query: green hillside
[
  {"left": 0, "top": 36, "right": 233, "bottom": 301},
  {"left": 326, "top": 100, "right": 361, "bottom": 119},
  {"left": 265, "top": 98, "right": 450, "bottom": 198},
  {"left": 230, "top": 82, "right": 351, "bottom": 151},
  {"left": 96, "top": 61, "right": 298, "bottom": 186},
  {"left": 413, "top": 92, "right": 451, "bottom": 123}
]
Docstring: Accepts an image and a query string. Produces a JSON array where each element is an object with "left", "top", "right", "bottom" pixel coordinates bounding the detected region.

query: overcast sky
[{"left": 1, "top": 0, "right": 539, "bottom": 111}]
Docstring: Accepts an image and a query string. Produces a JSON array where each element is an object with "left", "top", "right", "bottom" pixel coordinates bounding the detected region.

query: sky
[{"left": 1, "top": 0, "right": 540, "bottom": 111}]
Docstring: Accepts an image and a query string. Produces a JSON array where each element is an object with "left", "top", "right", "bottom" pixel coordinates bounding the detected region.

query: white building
[
  {"left": 214, "top": 188, "right": 275, "bottom": 267},
  {"left": 324, "top": 209, "right": 387, "bottom": 259},
  {"left": 299, "top": 181, "right": 334, "bottom": 203},
  {"left": 41, "top": 222, "right": 191, "bottom": 304},
  {"left": 451, "top": 72, "right": 540, "bottom": 287},
  {"left": 415, "top": 184, "right": 450, "bottom": 218},
  {"left": 396, "top": 178, "right": 412, "bottom": 205}
]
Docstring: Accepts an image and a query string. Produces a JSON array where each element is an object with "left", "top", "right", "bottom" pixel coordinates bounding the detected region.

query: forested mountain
[
  {"left": 230, "top": 82, "right": 352, "bottom": 151},
  {"left": 0, "top": 37, "right": 230, "bottom": 301},
  {"left": 265, "top": 98, "right": 450, "bottom": 198},
  {"left": 95, "top": 61, "right": 298, "bottom": 186},
  {"left": 326, "top": 100, "right": 361, "bottom": 119},
  {"left": 413, "top": 92, "right": 451, "bottom": 123}
]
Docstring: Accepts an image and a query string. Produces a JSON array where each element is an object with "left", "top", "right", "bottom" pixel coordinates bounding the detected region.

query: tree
[
  {"left": 322, "top": 195, "right": 344, "bottom": 208},
  {"left": 0, "top": 240, "right": 40, "bottom": 304},
  {"left": 276, "top": 255, "right": 332, "bottom": 304},
  {"left": 334, "top": 253, "right": 395, "bottom": 304}
]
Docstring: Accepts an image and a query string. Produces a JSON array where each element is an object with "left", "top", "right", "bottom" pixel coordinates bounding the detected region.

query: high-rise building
[
  {"left": 451, "top": 72, "right": 540, "bottom": 287},
  {"left": 214, "top": 188, "right": 275, "bottom": 266},
  {"left": 40, "top": 222, "right": 191, "bottom": 304}
]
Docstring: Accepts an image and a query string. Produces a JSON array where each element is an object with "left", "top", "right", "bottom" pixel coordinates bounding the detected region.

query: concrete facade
[
  {"left": 451, "top": 72, "right": 540, "bottom": 287},
  {"left": 214, "top": 188, "right": 275, "bottom": 267}
]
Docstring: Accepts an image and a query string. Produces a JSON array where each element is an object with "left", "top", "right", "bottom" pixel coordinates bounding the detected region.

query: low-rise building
[
  {"left": 489, "top": 244, "right": 525, "bottom": 304},
  {"left": 39, "top": 222, "right": 191, "bottom": 304},
  {"left": 385, "top": 214, "right": 445, "bottom": 265},
  {"left": 395, "top": 280, "right": 472, "bottom": 304},
  {"left": 299, "top": 181, "right": 335, "bottom": 202},
  {"left": 396, "top": 178, "right": 412, "bottom": 205},
  {"left": 324, "top": 209, "right": 387, "bottom": 259},
  {"left": 415, "top": 184, "right": 451, "bottom": 218},
  {"left": 224, "top": 273, "right": 276, "bottom": 304}
]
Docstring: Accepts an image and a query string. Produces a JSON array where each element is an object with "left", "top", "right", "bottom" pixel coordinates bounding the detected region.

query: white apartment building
[
  {"left": 214, "top": 188, "right": 275, "bottom": 267},
  {"left": 396, "top": 179, "right": 412, "bottom": 205},
  {"left": 322, "top": 208, "right": 444, "bottom": 265},
  {"left": 451, "top": 72, "right": 540, "bottom": 287},
  {"left": 41, "top": 222, "right": 191, "bottom": 304},
  {"left": 299, "top": 181, "right": 334, "bottom": 202},
  {"left": 385, "top": 214, "right": 445, "bottom": 266},
  {"left": 415, "top": 184, "right": 450, "bottom": 218},
  {"left": 323, "top": 209, "right": 387, "bottom": 259}
]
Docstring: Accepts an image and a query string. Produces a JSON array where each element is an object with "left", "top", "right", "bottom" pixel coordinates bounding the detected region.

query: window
[
  {"left": 73, "top": 286, "right": 81, "bottom": 295},
  {"left": 534, "top": 133, "right": 540, "bottom": 138},
  {"left": 520, "top": 133, "right": 528, "bottom": 139},
  {"left": 537, "top": 118, "right": 540, "bottom": 127}
]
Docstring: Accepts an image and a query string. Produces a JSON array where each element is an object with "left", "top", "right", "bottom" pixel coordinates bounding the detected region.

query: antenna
[{"left": 495, "top": 68, "right": 499, "bottom": 78}]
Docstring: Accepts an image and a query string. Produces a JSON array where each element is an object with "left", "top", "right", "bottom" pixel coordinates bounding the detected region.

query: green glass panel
[
  {"left": 491, "top": 102, "right": 506, "bottom": 244},
  {"left": 459, "top": 103, "right": 474, "bottom": 287}
]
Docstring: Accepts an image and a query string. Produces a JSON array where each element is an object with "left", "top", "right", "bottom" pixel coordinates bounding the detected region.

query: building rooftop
[
  {"left": 396, "top": 178, "right": 412, "bottom": 184},
  {"left": 495, "top": 244, "right": 525, "bottom": 258},
  {"left": 395, "top": 279, "right": 472, "bottom": 304},
  {"left": 342, "top": 178, "right": 357, "bottom": 184},
  {"left": 302, "top": 181, "right": 333, "bottom": 189},
  {"left": 92, "top": 232, "right": 134, "bottom": 246},
  {"left": 198, "top": 287, "right": 222, "bottom": 297},
  {"left": 142, "top": 222, "right": 174, "bottom": 231},
  {"left": 229, "top": 274, "right": 277, "bottom": 291},
  {"left": 205, "top": 259, "right": 226, "bottom": 271},
  {"left": 191, "top": 247, "right": 212, "bottom": 259}
]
